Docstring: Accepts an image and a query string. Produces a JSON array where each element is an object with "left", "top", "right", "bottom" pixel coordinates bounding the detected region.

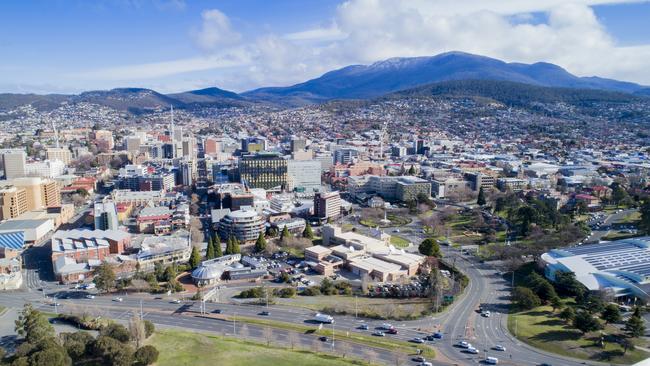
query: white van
[{"left": 486, "top": 356, "right": 498, "bottom": 364}]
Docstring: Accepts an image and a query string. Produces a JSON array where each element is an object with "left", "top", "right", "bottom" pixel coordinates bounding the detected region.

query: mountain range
[{"left": 0, "top": 51, "right": 647, "bottom": 113}]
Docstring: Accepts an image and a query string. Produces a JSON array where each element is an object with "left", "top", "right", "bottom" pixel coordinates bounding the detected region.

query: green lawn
[
  {"left": 389, "top": 235, "right": 410, "bottom": 248},
  {"left": 508, "top": 305, "right": 649, "bottom": 364},
  {"left": 150, "top": 330, "right": 369, "bottom": 366},
  {"left": 615, "top": 212, "right": 641, "bottom": 225}
]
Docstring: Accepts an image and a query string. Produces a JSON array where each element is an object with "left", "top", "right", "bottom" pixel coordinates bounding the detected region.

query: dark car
[
  {"left": 319, "top": 336, "right": 328, "bottom": 342},
  {"left": 260, "top": 311, "right": 270, "bottom": 316},
  {"left": 212, "top": 309, "right": 222, "bottom": 314}
]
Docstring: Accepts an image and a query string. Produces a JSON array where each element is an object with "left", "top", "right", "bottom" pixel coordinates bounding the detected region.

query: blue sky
[{"left": 1, "top": 0, "right": 649, "bottom": 94}]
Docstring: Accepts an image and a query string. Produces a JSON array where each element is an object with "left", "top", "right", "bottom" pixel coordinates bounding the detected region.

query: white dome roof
[{"left": 191, "top": 265, "right": 222, "bottom": 280}]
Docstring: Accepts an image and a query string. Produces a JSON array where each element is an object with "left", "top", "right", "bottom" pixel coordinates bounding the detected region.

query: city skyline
[{"left": 1, "top": 0, "right": 650, "bottom": 94}]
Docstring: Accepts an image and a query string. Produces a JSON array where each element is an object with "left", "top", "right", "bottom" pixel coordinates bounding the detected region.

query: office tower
[
  {"left": 125, "top": 136, "right": 142, "bottom": 154},
  {"left": 25, "top": 160, "right": 65, "bottom": 178},
  {"left": 333, "top": 148, "right": 359, "bottom": 165},
  {"left": 46, "top": 147, "right": 72, "bottom": 165},
  {"left": 6, "top": 177, "right": 61, "bottom": 210},
  {"left": 287, "top": 160, "right": 321, "bottom": 193},
  {"left": 204, "top": 136, "right": 222, "bottom": 155},
  {"left": 179, "top": 160, "right": 194, "bottom": 186},
  {"left": 182, "top": 136, "right": 196, "bottom": 159},
  {"left": 314, "top": 192, "right": 341, "bottom": 220},
  {"left": 94, "top": 130, "right": 115, "bottom": 150},
  {"left": 94, "top": 201, "right": 119, "bottom": 230},
  {"left": 0, "top": 185, "right": 28, "bottom": 220},
  {"left": 241, "top": 137, "right": 267, "bottom": 153},
  {"left": 238, "top": 153, "right": 287, "bottom": 190},
  {"left": 0, "top": 149, "right": 26, "bottom": 179},
  {"left": 290, "top": 138, "right": 307, "bottom": 152}
]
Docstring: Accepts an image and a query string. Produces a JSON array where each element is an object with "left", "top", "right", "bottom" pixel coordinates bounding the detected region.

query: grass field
[
  {"left": 275, "top": 295, "right": 433, "bottom": 320},
  {"left": 389, "top": 235, "right": 410, "bottom": 248},
  {"left": 508, "top": 305, "right": 649, "bottom": 364},
  {"left": 150, "top": 330, "right": 369, "bottom": 366},
  {"left": 615, "top": 211, "right": 641, "bottom": 225}
]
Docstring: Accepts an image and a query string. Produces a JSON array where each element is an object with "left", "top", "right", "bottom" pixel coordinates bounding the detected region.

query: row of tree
[{"left": 4, "top": 304, "right": 158, "bottom": 366}]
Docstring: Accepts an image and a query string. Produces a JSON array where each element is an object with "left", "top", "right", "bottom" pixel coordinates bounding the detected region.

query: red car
[{"left": 387, "top": 328, "right": 398, "bottom": 335}]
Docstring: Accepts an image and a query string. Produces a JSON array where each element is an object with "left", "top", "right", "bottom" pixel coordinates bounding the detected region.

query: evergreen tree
[
  {"left": 205, "top": 239, "right": 215, "bottom": 260},
  {"left": 225, "top": 236, "right": 233, "bottom": 255},
  {"left": 214, "top": 233, "right": 223, "bottom": 257},
  {"left": 559, "top": 306, "right": 576, "bottom": 323},
  {"left": 303, "top": 221, "right": 314, "bottom": 239},
  {"left": 477, "top": 187, "right": 486, "bottom": 206},
  {"left": 255, "top": 232, "right": 267, "bottom": 253},
  {"left": 280, "top": 226, "right": 291, "bottom": 241},
  {"left": 189, "top": 246, "right": 201, "bottom": 269},
  {"left": 625, "top": 311, "right": 646, "bottom": 338},
  {"left": 602, "top": 304, "right": 621, "bottom": 324},
  {"left": 93, "top": 262, "right": 116, "bottom": 294},
  {"left": 232, "top": 236, "right": 241, "bottom": 254},
  {"left": 407, "top": 165, "right": 416, "bottom": 175}
]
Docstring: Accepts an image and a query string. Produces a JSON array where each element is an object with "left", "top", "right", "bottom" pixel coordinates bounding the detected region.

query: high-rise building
[
  {"left": 5, "top": 177, "right": 61, "bottom": 210},
  {"left": 124, "top": 136, "right": 142, "bottom": 154},
  {"left": 241, "top": 137, "right": 267, "bottom": 153},
  {"left": 179, "top": 160, "right": 194, "bottom": 186},
  {"left": 46, "top": 147, "right": 72, "bottom": 165},
  {"left": 204, "top": 136, "right": 222, "bottom": 155},
  {"left": 334, "top": 148, "right": 359, "bottom": 165},
  {"left": 0, "top": 149, "right": 26, "bottom": 179},
  {"left": 94, "top": 130, "right": 115, "bottom": 150},
  {"left": 287, "top": 160, "right": 321, "bottom": 193},
  {"left": 290, "top": 138, "right": 307, "bottom": 152},
  {"left": 94, "top": 201, "right": 119, "bottom": 230},
  {"left": 25, "top": 160, "right": 65, "bottom": 178},
  {"left": 239, "top": 153, "right": 287, "bottom": 191},
  {"left": 0, "top": 185, "right": 28, "bottom": 220},
  {"left": 314, "top": 192, "right": 341, "bottom": 220},
  {"left": 182, "top": 136, "right": 196, "bottom": 159}
]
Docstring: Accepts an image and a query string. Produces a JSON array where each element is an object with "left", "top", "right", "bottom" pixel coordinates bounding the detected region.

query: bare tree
[
  {"left": 129, "top": 314, "right": 146, "bottom": 348},
  {"left": 264, "top": 326, "right": 273, "bottom": 346},
  {"left": 288, "top": 331, "right": 299, "bottom": 350}
]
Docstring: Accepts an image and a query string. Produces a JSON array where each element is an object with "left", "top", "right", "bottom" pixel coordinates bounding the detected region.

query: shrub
[
  {"left": 301, "top": 286, "right": 321, "bottom": 296},
  {"left": 134, "top": 345, "right": 159, "bottom": 365}
]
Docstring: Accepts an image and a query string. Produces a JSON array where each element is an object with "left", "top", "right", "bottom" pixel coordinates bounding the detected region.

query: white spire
[
  {"left": 52, "top": 120, "right": 60, "bottom": 148},
  {"left": 170, "top": 105, "right": 174, "bottom": 135}
]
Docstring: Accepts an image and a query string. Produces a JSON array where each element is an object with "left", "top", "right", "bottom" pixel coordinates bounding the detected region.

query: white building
[
  {"left": 25, "top": 160, "right": 65, "bottom": 178},
  {"left": 0, "top": 149, "right": 26, "bottom": 179},
  {"left": 287, "top": 159, "right": 321, "bottom": 193}
]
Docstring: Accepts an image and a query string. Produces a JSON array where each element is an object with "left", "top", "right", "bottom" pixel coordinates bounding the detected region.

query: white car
[
  {"left": 381, "top": 323, "right": 394, "bottom": 330},
  {"left": 466, "top": 347, "right": 479, "bottom": 354},
  {"left": 113, "top": 297, "right": 123, "bottom": 302},
  {"left": 458, "top": 341, "right": 471, "bottom": 348},
  {"left": 494, "top": 345, "right": 506, "bottom": 351},
  {"left": 85, "top": 295, "right": 95, "bottom": 299},
  {"left": 486, "top": 356, "right": 499, "bottom": 364},
  {"left": 171, "top": 299, "right": 181, "bottom": 304},
  {"left": 419, "top": 363, "right": 433, "bottom": 366},
  {"left": 482, "top": 310, "right": 491, "bottom": 317}
]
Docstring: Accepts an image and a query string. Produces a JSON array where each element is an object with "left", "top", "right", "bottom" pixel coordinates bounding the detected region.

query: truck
[{"left": 313, "top": 313, "right": 334, "bottom": 324}]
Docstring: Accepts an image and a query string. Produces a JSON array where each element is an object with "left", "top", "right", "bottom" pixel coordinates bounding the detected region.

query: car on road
[
  {"left": 212, "top": 309, "right": 222, "bottom": 314},
  {"left": 380, "top": 323, "right": 394, "bottom": 330},
  {"left": 259, "top": 311, "right": 270, "bottom": 316},
  {"left": 170, "top": 299, "right": 181, "bottom": 304},
  {"left": 458, "top": 341, "right": 471, "bottom": 348},
  {"left": 418, "top": 362, "right": 432, "bottom": 366},
  {"left": 85, "top": 294, "right": 95, "bottom": 299},
  {"left": 485, "top": 356, "right": 499, "bottom": 364},
  {"left": 466, "top": 347, "right": 479, "bottom": 354},
  {"left": 410, "top": 337, "right": 425, "bottom": 344},
  {"left": 493, "top": 345, "right": 506, "bottom": 351},
  {"left": 424, "top": 335, "right": 435, "bottom": 341},
  {"left": 319, "top": 336, "right": 328, "bottom": 342},
  {"left": 358, "top": 324, "right": 369, "bottom": 330},
  {"left": 537, "top": 363, "right": 552, "bottom": 366},
  {"left": 412, "top": 356, "right": 425, "bottom": 362},
  {"left": 113, "top": 297, "right": 123, "bottom": 302},
  {"left": 482, "top": 310, "right": 491, "bottom": 317},
  {"left": 51, "top": 302, "right": 61, "bottom": 307},
  {"left": 372, "top": 331, "right": 385, "bottom": 337},
  {"left": 433, "top": 332, "right": 443, "bottom": 339},
  {"left": 386, "top": 328, "right": 398, "bottom": 334},
  {"left": 313, "top": 313, "right": 334, "bottom": 324}
]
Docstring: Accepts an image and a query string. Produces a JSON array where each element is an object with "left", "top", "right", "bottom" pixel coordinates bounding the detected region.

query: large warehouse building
[{"left": 541, "top": 236, "right": 650, "bottom": 301}]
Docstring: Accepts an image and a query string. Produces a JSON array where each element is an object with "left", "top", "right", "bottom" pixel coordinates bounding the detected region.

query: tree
[
  {"left": 624, "top": 313, "right": 646, "bottom": 338},
  {"left": 559, "top": 306, "right": 576, "bottom": 323},
  {"left": 231, "top": 236, "right": 241, "bottom": 254},
  {"left": 128, "top": 315, "right": 146, "bottom": 348},
  {"left": 612, "top": 184, "right": 629, "bottom": 207},
  {"left": 143, "top": 320, "right": 155, "bottom": 339},
  {"left": 93, "top": 262, "right": 116, "bottom": 294},
  {"left": 303, "top": 221, "right": 314, "bottom": 239},
  {"left": 225, "top": 235, "right": 234, "bottom": 255},
  {"left": 602, "top": 304, "right": 621, "bottom": 325},
  {"left": 512, "top": 286, "right": 541, "bottom": 310},
  {"left": 573, "top": 311, "right": 603, "bottom": 334},
  {"left": 213, "top": 233, "right": 223, "bottom": 257},
  {"left": 280, "top": 226, "right": 291, "bottom": 241},
  {"left": 620, "top": 336, "right": 635, "bottom": 355},
  {"left": 92, "top": 336, "right": 134, "bottom": 366},
  {"left": 61, "top": 331, "right": 94, "bottom": 359},
  {"left": 100, "top": 323, "right": 131, "bottom": 343},
  {"left": 418, "top": 238, "right": 442, "bottom": 257},
  {"left": 639, "top": 199, "right": 650, "bottom": 235},
  {"left": 14, "top": 304, "right": 54, "bottom": 346},
  {"left": 255, "top": 232, "right": 267, "bottom": 253},
  {"left": 407, "top": 165, "right": 416, "bottom": 175},
  {"left": 553, "top": 271, "right": 586, "bottom": 298},
  {"left": 550, "top": 296, "right": 563, "bottom": 312},
  {"left": 477, "top": 187, "right": 486, "bottom": 206},
  {"left": 205, "top": 239, "right": 215, "bottom": 260},
  {"left": 29, "top": 345, "right": 71, "bottom": 366},
  {"left": 134, "top": 345, "right": 159, "bottom": 366},
  {"left": 189, "top": 246, "right": 201, "bottom": 269},
  {"left": 320, "top": 278, "right": 337, "bottom": 295}
]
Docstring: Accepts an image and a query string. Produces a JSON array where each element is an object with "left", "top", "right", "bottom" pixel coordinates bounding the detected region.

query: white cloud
[
  {"left": 191, "top": 9, "right": 242, "bottom": 52},
  {"left": 66, "top": 1, "right": 650, "bottom": 93}
]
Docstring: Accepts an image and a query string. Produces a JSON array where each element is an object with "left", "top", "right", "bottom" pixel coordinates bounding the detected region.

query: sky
[{"left": 1, "top": 0, "right": 649, "bottom": 94}]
